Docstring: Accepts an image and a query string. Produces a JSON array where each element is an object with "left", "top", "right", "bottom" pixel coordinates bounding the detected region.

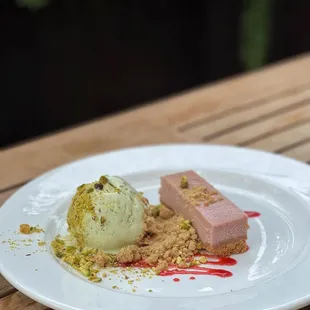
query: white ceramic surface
[{"left": 1, "top": 144, "right": 310, "bottom": 310}]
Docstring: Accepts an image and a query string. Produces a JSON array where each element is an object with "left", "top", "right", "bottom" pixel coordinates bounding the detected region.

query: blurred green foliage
[
  {"left": 16, "top": 0, "right": 271, "bottom": 71},
  {"left": 240, "top": 0, "right": 272, "bottom": 70},
  {"left": 16, "top": 0, "right": 50, "bottom": 11}
]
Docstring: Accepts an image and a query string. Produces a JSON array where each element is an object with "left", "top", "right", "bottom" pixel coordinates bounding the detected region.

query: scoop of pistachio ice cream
[{"left": 67, "top": 175, "right": 147, "bottom": 253}]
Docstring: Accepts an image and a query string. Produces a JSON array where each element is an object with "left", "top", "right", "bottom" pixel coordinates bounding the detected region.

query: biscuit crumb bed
[
  {"left": 51, "top": 204, "right": 246, "bottom": 283},
  {"left": 51, "top": 204, "right": 204, "bottom": 282},
  {"left": 20, "top": 224, "right": 44, "bottom": 234},
  {"left": 95, "top": 204, "right": 202, "bottom": 272}
]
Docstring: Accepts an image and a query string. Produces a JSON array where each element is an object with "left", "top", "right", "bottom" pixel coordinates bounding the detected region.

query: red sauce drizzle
[
  {"left": 115, "top": 209, "right": 267, "bottom": 280},
  {"left": 160, "top": 266, "right": 232, "bottom": 278},
  {"left": 118, "top": 253, "right": 236, "bottom": 279},
  {"left": 244, "top": 211, "right": 261, "bottom": 218}
]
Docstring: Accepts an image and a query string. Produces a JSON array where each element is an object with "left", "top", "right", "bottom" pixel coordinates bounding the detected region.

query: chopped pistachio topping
[
  {"left": 151, "top": 205, "right": 162, "bottom": 217},
  {"left": 77, "top": 184, "right": 86, "bottom": 190},
  {"left": 89, "top": 276, "right": 102, "bottom": 283},
  {"left": 100, "top": 216, "right": 106, "bottom": 224},
  {"left": 99, "top": 176, "right": 108, "bottom": 184},
  {"left": 198, "top": 256, "right": 207, "bottom": 264},
  {"left": 180, "top": 219, "right": 191, "bottom": 230},
  {"left": 180, "top": 176, "right": 189, "bottom": 189},
  {"left": 51, "top": 238, "right": 102, "bottom": 281},
  {"left": 87, "top": 187, "right": 94, "bottom": 193},
  {"left": 176, "top": 256, "right": 183, "bottom": 265}
]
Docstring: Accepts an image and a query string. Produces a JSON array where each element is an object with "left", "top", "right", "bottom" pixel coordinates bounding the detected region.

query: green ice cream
[{"left": 67, "top": 175, "right": 147, "bottom": 253}]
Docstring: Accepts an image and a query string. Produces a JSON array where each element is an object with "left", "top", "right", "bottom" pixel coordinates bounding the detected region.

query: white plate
[{"left": 1, "top": 144, "right": 310, "bottom": 310}]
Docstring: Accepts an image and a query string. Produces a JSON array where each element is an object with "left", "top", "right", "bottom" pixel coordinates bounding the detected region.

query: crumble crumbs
[
  {"left": 51, "top": 203, "right": 207, "bottom": 285},
  {"left": 182, "top": 186, "right": 223, "bottom": 206},
  {"left": 20, "top": 224, "right": 44, "bottom": 234},
  {"left": 92, "top": 204, "right": 201, "bottom": 273}
]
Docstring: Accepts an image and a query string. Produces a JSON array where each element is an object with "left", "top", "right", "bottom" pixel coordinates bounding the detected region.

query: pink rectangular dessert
[{"left": 159, "top": 170, "right": 248, "bottom": 256}]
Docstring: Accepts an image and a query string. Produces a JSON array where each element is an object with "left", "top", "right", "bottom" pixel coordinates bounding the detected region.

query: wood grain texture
[
  {"left": 0, "top": 292, "right": 48, "bottom": 310},
  {"left": 248, "top": 121, "right": 310, "bottom": 153},
  {"left": 0, "top": 274, "right": 16, "bottom": 299},
  {"left": 182, "top": 89, "right": 310, "bottom": 143},
  {"left": 1, "top": 54, "right": 310, "bottom": 190},
  {"left": 0, "top": 189, "right": 17, "bottom": 208},
  {"left": 281, "top": 140, "right": 310, "bottom": 162},
  {"left": 0, "top": 189, "right": 19, "bottom": 301}
]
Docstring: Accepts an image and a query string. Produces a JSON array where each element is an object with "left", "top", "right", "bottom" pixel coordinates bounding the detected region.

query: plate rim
[{"left": 1, "top": 143, "right": 310, "bottom": 310}]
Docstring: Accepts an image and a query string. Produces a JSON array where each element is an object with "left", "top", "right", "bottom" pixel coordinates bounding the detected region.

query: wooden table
[{"left": 1, "top": 53, "right": 310, "bottom": 310}]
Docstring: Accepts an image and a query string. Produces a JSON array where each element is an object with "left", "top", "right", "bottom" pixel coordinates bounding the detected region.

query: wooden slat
[
  {"left": 181, "top": 88, "right": 310, "bottom": 141},
  {"left": 0, "top": 189, "right": 19, "bottom": 301},
  {"left": 247, "top": 121, "right": 310, "bottom": 154},
  {"left": 0, "top": 126, "right": 188, "bottom": 192},
  {"left": 203, "top": 102, "right": 310, "bottom": 146},
  {"left": 0, "top": 275, "right": 16, "bottom": 299},
  {"left": 0, "top": 292, "right": 48, "bottom": 310},
  {"left": 281, "top": 140, "right": 310, "bottom": 162},
  {"left": 1, "top": 54, "right": 310, "bottom": 190},
  {"left": 0, "top": 189, "right": 17, "bottom": 208}
]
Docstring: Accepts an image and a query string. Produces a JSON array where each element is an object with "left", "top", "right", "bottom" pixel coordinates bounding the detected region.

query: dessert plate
[{"left": 1, "top": 144, "right": 310, "bottom": 310}]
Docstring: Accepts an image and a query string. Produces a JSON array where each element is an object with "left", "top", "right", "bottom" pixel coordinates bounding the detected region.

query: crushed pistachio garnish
[
  {"left": 176, "top": 256, "right": 183, "bottom": 265},
  {"left": 180, "top": 175, "right": 189, "bottom": 189},
  {"left": 67, "top": 184, "right": 96, "bottom": 247},
  {"left": 87, "top": 187, "right": 94, "bottom": 193},
  {"left": 198, "top": 256, "right": 207, "bottom": 264},
  {"left": 51, "top": 238, "right": 102, "bottom": 282},
  {"left": 99, "top": 176, "right": 108, "bottom": 184},
  {"left": 38, "top": 241, "right": 46, "bottom": 247},
  {"left": 77, "top": 184, "right": 86, "bottom": 190},
  {"left": 151, "top": 204, "right": 162, "bottom": 217},
  {"left": 89, "top": 276, "right": 102, "bottom": 283},
  {"left": 180, "top": 219, "right": 191, "bottom": 230},
  {"left": 100, "top": 216, "right": 106, "bottom": 224}
]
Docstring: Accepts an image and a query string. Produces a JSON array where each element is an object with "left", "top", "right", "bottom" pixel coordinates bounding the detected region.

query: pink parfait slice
[{"left": 159, "top": 170, "right": 248, "bottom": 256}]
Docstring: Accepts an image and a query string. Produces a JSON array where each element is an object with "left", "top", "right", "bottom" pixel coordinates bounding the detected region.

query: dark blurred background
[{"left": 1, "top": 0, "right": 309, "bottom": 148}]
